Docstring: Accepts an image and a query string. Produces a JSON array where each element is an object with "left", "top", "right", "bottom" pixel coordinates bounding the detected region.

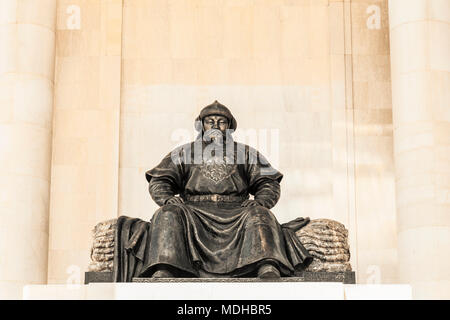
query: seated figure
[{"left": 138, "top": 101, "right": 312, "bottom": 279}]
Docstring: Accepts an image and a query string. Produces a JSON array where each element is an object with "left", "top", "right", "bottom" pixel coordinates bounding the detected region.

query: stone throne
[{"left": 86, "top": 217, "right": 355, "bottom": 284}]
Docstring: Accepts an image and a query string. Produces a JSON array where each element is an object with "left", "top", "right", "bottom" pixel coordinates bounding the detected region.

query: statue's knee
[
  {"left": 245, "top": 206, "right": 276, "bottom": 226},
  {"left": 248, "top": 205, "right": 272, "bottom": 215},
  {"left": 152, "top": 204, "right": 183, "bottom": 222}
]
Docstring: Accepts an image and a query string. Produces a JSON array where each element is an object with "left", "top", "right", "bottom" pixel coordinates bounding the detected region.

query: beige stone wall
[
  {"left": 0, "top": 0, "right": 57, "bottom": 299},
  {"left": 47, "top": 0, "right": 122, "bottom": 284},
  {"left": 118, "top": 0, "right": 398, "bottom": 285},
  {"left": 350, "top": 0, "right": 398, "bottom": 284},
  {"left": 119, "top": 0, "right": 340, "bottom": 223}
]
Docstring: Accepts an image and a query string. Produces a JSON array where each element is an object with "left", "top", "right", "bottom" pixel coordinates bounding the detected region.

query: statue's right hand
[
  {"left": 241, "top": 199, "right": 260, "bottom": 207},
  {"left": 165, "top": 196, "right": 184, "bottom": 204}
]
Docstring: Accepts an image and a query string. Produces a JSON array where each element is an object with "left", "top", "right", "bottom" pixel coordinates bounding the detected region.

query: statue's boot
[
  {"left": 152, "top": 269, "right": 174, "bottom": 278},
  {"left": 257, "top": 263, "right": 280, "bottom": 279}
]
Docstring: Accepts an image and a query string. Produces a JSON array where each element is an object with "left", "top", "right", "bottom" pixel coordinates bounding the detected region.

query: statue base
[
  {"left": 85, "top": 271, "right": 113, "bottom": 284},
  {"left": 84, "top": 271, "right": 355, "bottom": 284}
]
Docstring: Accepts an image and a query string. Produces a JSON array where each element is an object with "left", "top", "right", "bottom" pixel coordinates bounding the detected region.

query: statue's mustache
[{"left": 203, "top": 129, "right": 224, "bottom": 140}]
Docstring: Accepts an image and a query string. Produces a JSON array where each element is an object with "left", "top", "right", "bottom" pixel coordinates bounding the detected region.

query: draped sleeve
[
  {"left": 145, "top": 146, "right": 186, "bottom": 207},
  {"left": 246, "top": 146, "right": 283, "bottom": 209}
]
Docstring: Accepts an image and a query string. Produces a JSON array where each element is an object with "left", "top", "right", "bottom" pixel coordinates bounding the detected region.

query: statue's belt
[{"left": 184, "top": 194, "right": 249, "bottom": 203}]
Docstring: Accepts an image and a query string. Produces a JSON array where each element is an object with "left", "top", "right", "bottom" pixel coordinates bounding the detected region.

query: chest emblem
[{"left": 200, "top": 156, "right": 236, "bottom": 183}]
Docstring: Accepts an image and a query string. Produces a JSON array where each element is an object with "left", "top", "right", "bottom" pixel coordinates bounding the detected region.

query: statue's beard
[{"left": 203, "top": 129, "right": 226, "bottom": 145}]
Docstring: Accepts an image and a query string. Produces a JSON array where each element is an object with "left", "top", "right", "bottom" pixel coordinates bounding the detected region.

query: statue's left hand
[{"left": 241, "top": 199, "right": 261, "bottom": 207}]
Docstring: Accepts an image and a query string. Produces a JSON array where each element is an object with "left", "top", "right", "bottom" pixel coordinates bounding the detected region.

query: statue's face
[
  {"left": 203, "top": 115, "right": 229, "bottom": 144},
  {"left": 202, "top": 115, "right": 229, "bottom": 141}
]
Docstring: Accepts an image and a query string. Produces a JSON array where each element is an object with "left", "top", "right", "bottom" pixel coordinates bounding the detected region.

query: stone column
[
  {"left": 0, "top": 0, "right": 56, "bottom": 299},
  {"left": 388, "top": 0, "right": 450, "bottom": 299}
]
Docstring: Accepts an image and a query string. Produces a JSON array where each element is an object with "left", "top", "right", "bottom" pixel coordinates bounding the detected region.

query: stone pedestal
[
  {"left": 84, "top": 272, "right": 113, "bottom": 285},
  {"left": 84, "top": 271, "right": 356, "bottom": 285},
  {"left": 23, "top": 282, "right": 411, "bottom": 300}
]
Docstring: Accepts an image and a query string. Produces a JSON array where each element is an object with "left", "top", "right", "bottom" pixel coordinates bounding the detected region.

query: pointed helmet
[{"left": 195, "top": 100, "right": 237, "bottom": 132}]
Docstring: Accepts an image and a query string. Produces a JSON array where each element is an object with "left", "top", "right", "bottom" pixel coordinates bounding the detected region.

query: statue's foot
[
  {"left": 257, "top": 263, "right": 280, "bottom": 279},
  {"left": 152, "top": 269, "right": 174, "bottom": 278}
]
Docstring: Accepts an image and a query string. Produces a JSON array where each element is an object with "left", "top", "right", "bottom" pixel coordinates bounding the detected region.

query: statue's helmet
[{"left": 195, "top": 100, "right": 237, "bottom": 132}]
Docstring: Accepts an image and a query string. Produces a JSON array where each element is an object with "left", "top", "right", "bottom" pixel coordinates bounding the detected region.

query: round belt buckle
[{"left": 211, "top": 194, "right": 218, "bottom": 202}]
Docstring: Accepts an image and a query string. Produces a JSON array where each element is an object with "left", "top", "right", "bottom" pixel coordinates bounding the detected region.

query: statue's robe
[{"left": 113, "top": 139, "right": 312, "bottom": 281}]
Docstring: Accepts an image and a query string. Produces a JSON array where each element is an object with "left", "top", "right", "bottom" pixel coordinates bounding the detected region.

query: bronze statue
[{"left": 112, "top": 101, "right": 312, "bottom": 281}]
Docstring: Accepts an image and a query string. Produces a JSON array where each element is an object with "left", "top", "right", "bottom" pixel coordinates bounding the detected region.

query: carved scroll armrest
[
  {"left": 88, "top": 219, "right": 117, "bottom": 272},
  {"left": 296, "top": 219, "right": 352, "bottom": 272}
]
